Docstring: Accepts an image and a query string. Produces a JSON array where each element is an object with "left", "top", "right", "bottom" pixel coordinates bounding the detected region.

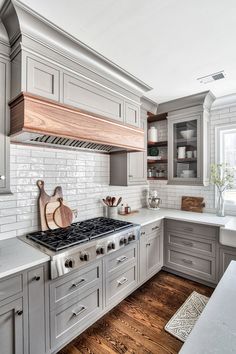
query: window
[{"left": 216, "top": 124, "right": 236, "bottom": 207}]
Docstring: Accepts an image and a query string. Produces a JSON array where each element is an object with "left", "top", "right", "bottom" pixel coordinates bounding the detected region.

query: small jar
[
  {"left": 156, "top": 169, "right": 160, "bottom": 177},
  {"left": 148, "top": 168, "right": 152, "bottom": 178},
  {"left": 148, "top": 126, "right": 158, "bottom": 142},
  {"left": 159, "top": 170, "right": 165, "bottom": 178}
]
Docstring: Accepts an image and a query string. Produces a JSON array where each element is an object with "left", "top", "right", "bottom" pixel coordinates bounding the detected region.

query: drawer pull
[
  {"left": 141, "top": 232, "right": 146, "bottom": 236},
  {"left": 72, "top": 306, "right": 86, "bottom": 317},
  {"left": 117, "top": 256, "right": 128, "bottom": 263},
  {"left": 152, "top": 226, "right": 159, "bottom": 231},
  {"left": 183, "top": 241, "right": 194, "bottom": 247},
  {"left": 16, "top": 310, "right": 23, "bottom": 316},
  {"left": 72, "top": 278, "right": 85, "bottom": 288},
  {"left": 182, "top": 258, "right": 193, "bottom": 265},
  {"left": 33, "top": 275, "right": 41, "bottom": 281},
  {"left": 146, "top": 243, "right": 151, "bottom": 246},
  {"left": 117, "top": 277, "right": 128, "bottom": 285},
  {"left": 183, "top": 227, "right": 193, "bottom": 232}
]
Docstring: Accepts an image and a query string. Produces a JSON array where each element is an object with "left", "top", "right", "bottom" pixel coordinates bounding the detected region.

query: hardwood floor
[{"left": 58, "top": 271, "right": 214, "bottom": 354}]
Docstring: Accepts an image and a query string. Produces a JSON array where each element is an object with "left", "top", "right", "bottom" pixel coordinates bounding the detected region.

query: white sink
[{"left": 220, "top": 221, "right": 236, "bottom": 248}]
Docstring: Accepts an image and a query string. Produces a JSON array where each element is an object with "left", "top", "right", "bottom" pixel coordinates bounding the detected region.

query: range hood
[{"left": 9, "top": 93, "right": 145, "bottom": 153}]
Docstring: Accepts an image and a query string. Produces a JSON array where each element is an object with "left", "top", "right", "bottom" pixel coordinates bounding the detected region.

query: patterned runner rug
[{"left": 165, "top": 291, "right": 209, "bottom": 342}]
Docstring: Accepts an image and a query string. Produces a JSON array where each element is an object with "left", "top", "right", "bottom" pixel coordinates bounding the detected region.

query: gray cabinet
[
  {"left": 0, "top": 297, "right": 24, "bottom": 354},
  {"left": 219, "top": 246, "right": 236, "bottom": 279},
  {"left": 26, "top": 56, "right": 60, "bottom": 101},
  {"left": 0, "top": 55, "right": 10, "bottom": 193},
  {"left": 164, "top": 219, "right": 217, "bottom": 284},
  {"left": 124, "top": 101, "right": 140, "bottom": 127},
  {"left": 27, "top": 264, "right": 49, "bottom": 354},
  {"left": 139, "top": 220, "right": 163, "bottom": 283},
  {"left": 110, "top": 113, "right": 147, "bottom": 186}
]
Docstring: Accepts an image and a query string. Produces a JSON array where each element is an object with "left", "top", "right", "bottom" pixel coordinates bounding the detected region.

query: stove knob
[
  {"left": 96, "top": 247, "right": 105, "bottom": 255},
  {"left": 65, "top": 258, "right": 75, "bottom": 268},
  {"left": 123, "top": 237, "right": 128, "bottom": 245},
  {"left": 107, "top": 242, "right": 115, "bottom": 251},
  {"left": 80, "top": 252, "right": 89, "bottom": 261},
  {"left": 119, "top": 238, "right": 124, "bottom": 246},
  {"left": 128, "top": 234, "right": 135, "bottom": 242}
]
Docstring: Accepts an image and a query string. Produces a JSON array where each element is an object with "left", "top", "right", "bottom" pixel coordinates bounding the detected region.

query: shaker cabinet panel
[
  {"left": 63, "top": 73, "right": 124, "bottom": 122},
  {"left": 26, "top": 57, "right": 60, "bottom": 100},
  {"left": 125, "top": 101, "right": 140, "bottom": 127},
  {"left": 0, "top": 59, "right": 10, "bottom": 193},
  {"left": 0, "top": 297, "right": 24, "bottom": 354},
  {"left": 219, "top": 247, "right": 236, "bottom": 279}
]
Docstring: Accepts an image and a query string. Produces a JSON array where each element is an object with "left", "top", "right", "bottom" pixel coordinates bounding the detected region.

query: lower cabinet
[
  {"left": 27, "top": 264, "right": 49, "bottom": 354},
  {"left": 140, "top": 220, "right": 163, "bottom": 283},
  {"left": 0, "top": 297, "right": 24, "bottom": 354},
  {"left": 219, "top": 246, "right": 236, "bottom": 279},
  {"left": 164, "top": 219, "right": 217, "bottom": 284}
]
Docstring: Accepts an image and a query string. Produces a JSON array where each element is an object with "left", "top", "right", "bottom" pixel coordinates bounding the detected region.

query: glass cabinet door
[{"left": 173, "top": 118, "right": 199, "bottom": 180}]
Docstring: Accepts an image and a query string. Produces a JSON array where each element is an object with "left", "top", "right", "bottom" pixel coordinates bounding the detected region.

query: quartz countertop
[
  {"left": 179, "top": 260, "right": 236, "bottom": 354},
  {"left": 117, "top": 207, "right": 233, "bottom": 228},
  {"left": 0, "top": 237, "right": 50, "bottom": 279}
]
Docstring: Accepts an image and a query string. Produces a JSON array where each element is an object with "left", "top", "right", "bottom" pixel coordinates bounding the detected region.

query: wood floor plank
[{"left": 58, "top": 271, "right": 214, "bottom": 354}]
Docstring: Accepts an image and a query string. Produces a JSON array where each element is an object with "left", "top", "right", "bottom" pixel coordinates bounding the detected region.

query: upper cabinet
[{"left": 0, "top": 22, "right": 10, "bottom": 194}]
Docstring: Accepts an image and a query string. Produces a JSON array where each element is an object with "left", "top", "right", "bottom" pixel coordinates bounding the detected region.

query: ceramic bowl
[{"left": 180, "top": 130, "right": 194, "bottom": 139}]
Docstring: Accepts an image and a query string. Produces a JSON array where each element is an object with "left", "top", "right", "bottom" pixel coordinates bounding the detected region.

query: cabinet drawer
[
  {"left": 166, "top": 231, "right": 216, "bottom": 257},
  {"left": 166, "top": 219, "right": 218, "bottom": 239},
  {"left": 0, "top": 274, "right": 23, "bottom": 302},
  {"left": 26, "top": 56, "right": 60, "bottom": 101},
  {"left": 50, "top": 285, "right": 102, "bottom": 348},
  {"left": 50, "top": 261, "right": 101, "bottom": 309},
  {"left": 165, "top": 248, "right": 216, "bottom": 282},
  {"left": 106, "top": 243, "right": 137, "bottom": 275},
  {"left": 141, "top": 220, "right": 162, "bottom": 237},
  {"left": 106, "top": 264, "right": 137, "bottom": 306}
]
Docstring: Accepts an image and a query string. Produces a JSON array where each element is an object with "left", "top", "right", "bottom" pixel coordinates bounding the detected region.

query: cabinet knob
[
  {"left": 129, "top": 175, "right": 133, "bottom": 178},
  {"left": 34, "top": 275, "right": 41, "bottom": 281},
  {"left": 0, "top": 175, "right": 5, "bottom": 180},
  {"left": 16, "top": 310, "right": 23, "bottom": 316}
]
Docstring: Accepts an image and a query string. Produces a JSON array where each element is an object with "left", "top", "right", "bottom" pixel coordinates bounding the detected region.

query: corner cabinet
[
  {"left": 167, "top": 92, "right": 215, "bottom": 186},
  {"left": 0, "top": 34, "right": 10, "bottom": 194}
]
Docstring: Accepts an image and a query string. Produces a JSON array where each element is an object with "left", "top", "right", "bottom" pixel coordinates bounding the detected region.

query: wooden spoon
[
  {"left": 111, "top": 197, "right": 116, "bottom": 206},
  {"left": 106, "top": 196, "right": 112, "bottom": 206},
  {"left": 53, "top": 198, "right": 73, "bottom": 228},
  {"left": 116, "top": 197, "right": 122, "bottom": 207}
]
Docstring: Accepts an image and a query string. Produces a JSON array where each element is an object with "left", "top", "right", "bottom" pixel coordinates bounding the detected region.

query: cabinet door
[
  {"left": 0, "top": 297, "right": 24, "bottom": 354},
  {"left": 139, "top": 231, "right": 147, "bottom": 283},
  {"left": 27, "top": 265, "right": 48, "bottom": 354},
  {"left": 168, "top": 112, "right": 204, "bottom": 185},
  {"left": 125, "top": 101, "right": 140, "bottom": 127},
  {"left": 0, "top": 59, "right": 10, "bottom": 193},
  {"left": 146, "top": 233, "right": 162, "bottom": 276},
  {"left": 219, "top": 247, "right": 236, "bottom": 279},
  {"left": 26, "top": 56, "right": 60, "bottom": 101}
]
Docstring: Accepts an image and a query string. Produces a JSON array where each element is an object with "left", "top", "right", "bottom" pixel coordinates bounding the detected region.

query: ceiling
[{"left": 11, "top": 0, "right": 236, "bottom": 102}]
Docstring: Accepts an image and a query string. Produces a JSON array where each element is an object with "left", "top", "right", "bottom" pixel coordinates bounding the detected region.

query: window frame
[{"left": 215, "top": 123, "right": 236, "bottom": 211}]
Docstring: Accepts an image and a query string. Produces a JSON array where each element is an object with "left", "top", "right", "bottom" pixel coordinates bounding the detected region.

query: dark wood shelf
[
  {"left": 147, "top": 159, "right": 168, "bottom": 164},
  {"left": 147, "top": 177, "right": 168, "bottom": 180},
  {"left": 148, "top": 141, "right": 168, "bottom": 147},
  {"left": 176, "top": 158, "right": 197, "bottom": 163},
  {"left": 147, "top": 112, "right": 167, "bottom": 123}
]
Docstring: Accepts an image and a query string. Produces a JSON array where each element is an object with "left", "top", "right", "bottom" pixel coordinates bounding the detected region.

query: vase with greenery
[{"left": 210, "top": 163, "right": 235, "bottom": 217}]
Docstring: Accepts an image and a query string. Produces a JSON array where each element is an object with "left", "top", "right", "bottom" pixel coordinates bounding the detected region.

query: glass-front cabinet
[{"left": 168, "top": 108, "right": 209, "bottom": 186}]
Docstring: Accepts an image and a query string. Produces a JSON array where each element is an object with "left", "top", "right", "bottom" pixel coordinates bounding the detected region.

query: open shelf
[
  {"left": 147, "top": 177, "right": 168, "bottom": 180},
  {"left": 176, "top": 158, "right": 197, "bottom": 163},
  {"left": 147, "top": 112, "right": 167, "bottom": 123},
  {"left": 148, "top": 159, "right": 168, "bottom": 164},
  {"left": 148, "top": 140, "right": 168, "bottom": 147}
]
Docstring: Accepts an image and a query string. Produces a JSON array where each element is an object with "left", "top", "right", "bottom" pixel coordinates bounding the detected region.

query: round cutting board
[{"left": 53, "top": 198, "right": 73, "bottom": 228}]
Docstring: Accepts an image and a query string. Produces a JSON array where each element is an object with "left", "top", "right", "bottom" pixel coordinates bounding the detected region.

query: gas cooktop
[{"left": 26, "top": 217, "right": 133, "bottom": 251}]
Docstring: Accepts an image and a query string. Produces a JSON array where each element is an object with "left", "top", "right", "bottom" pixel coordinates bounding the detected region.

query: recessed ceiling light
[{"left": 197, "top": 71, "right": 226, "bottom": 84}]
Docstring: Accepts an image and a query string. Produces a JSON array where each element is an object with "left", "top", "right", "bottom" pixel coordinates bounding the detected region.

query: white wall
[
  {"left": 149, "top": 103, "right": 236, "bottom": 214},
  {"left": 0, "top": 145, "right": 148, "bottom": 240}
]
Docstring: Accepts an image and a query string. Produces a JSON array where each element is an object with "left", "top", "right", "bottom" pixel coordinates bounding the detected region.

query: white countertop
[
  {"left": 0, "top": 238, "right": 50, "bottom": 279},
  {"left": 179, "top": 260, "right": 236, "bottom": 354},
  {"left": 117, "top": 207, "right": 234, "bottom": 228}
]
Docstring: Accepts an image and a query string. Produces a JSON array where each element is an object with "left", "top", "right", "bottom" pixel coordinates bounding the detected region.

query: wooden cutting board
[
  {"left": 181, "top": 196, "right": 205, "bottom": 213},
  {"left": 37, "top": 180, "right": 63, "bottom": 231},
  {"left": 54, "top": 198, "right": 73, "bottom": 228},
  {"left": 45, "top": 201, "right": 60, "bottom": 230}
]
